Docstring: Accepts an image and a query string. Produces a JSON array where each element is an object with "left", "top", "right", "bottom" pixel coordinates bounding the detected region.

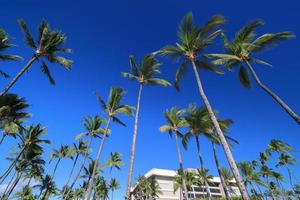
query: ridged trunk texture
[
  {"left": 126, "top": 84, "right": 143, "bottom": 200},
  {"left": 191, "top": 60, "right": 249, "bottom": 200}
]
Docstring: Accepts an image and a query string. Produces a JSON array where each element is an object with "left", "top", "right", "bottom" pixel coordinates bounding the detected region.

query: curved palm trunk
[
  {"left": 62, "top": 154, "right": 79, "bottom": 196},
  {"left": 211, "top": 141, "right": 231, "bottom": 200},
  {"left": 64, "top": 138, "right": 93, "bottom": 200},
  {"left": 0, "top": 148, "right": 25, "bottom": 184},
  {"left": 0, "top": 56, "right": 37, "bottom": 96},
  {"left": 191, "top": 60, "right": 249, "bottom": 200},
  {"left": 195, "top": 136, "right": 212, "bottom": 199},
  {"left": 86, "top": 117, "right": 112, "bottom": 200},
  {"left": 126, "top": 83, "right": 143, "bottom": 200},
  {"left": 245, "top": 61, "right": 300, "bottom": 125},
  {"left": 174, "top": 133, "right": 189, "bottom": 200}
]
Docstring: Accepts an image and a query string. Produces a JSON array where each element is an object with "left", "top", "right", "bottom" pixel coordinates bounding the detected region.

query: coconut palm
[
  {"left": 0, "top": 19, "right": 72, "bottom": 96},
  {"left": 122, "top": 54, "right": 171, "bottom": 199},
  {"left": 267, "top": 139, "right": 292, "bottom": 155},
  {"left": 134, "top": 176, "right": 161, "bottom": 200},
  {"left": 15, "top": 185, "right": 35, "bottom": 200},
  {"left": 36, "top": 174, "right": 57, "bottom": 200},
  {"left": 93, "top": 176, "right": 109, "bottom": 200},
  {"left": 238, "top": 162, "right": 266, "bottom": 195},
  {"left": 109, "top": 178, "right": 119, "bottom": 200},
  {"left": 62, "top": 140, "right": 90, "bottom": 197},
  {"left": 159, "top": 106, "right": 189, "bottom": 200},
  {"left": 86, "top": 87, "right": 133, "bottom": 200},
  {"left": 105, "top": 152, "right": 123, "bottom": 173},
  {"left": 221, "top": 167, "right": 236, "bottom": 196},
  {"left": 64, "top": 115, "right": 105, "bottom": 199},
  {"left": 276, "top": 153, "right": 296, "bottom": 189},
  {"left": 0, "top": 27, "right": 22, "bottom": 78},
  {"left": 73, "top": 188, "right": 85, "bottom": 200},
  {"left": 0, "top": 124, "right": 49, "bottom": 184},
  {"left": 82, "top": 159, "right": 103, "bottom": 195},
  {"left": 157, "top": 12, "right": 248, "bottom": 199},
  {"left": 174, "top": 171, "right": 199, "bottom": 199},
  {"left": 206, "top": 20, "right": 299, "bottom": 124},
  {"left": 0, "top": 94, "right": 30, "bottom": 143}
]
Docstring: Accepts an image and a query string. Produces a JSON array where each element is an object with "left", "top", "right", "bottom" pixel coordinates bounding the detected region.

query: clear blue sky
[{"left": 0, "top": 0, "right": 300, "bottom": 199}]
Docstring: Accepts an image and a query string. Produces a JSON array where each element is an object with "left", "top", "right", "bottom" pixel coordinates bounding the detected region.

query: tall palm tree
[
  {"left": 65, "top": 115, "right": 105, "bottom": 199},
  {"left": 109, "top": 178, "right": 119, "bottom": 200},
  {"left": 0, "top": 19, "right": 72, "bottom": 96},
  {"left": 221, "top": 167, "right": 236, "bottom": 196},
  {"left": 14, "top": 185, "right": 35, "bottom": 200},
  {"left": 62, "top": 140, "right": 90, "bottom": 196},
  {"left": 267, "top": 139, "right": 292, "bottom": 155},
  {"left": 206, "top": 20, "right": 299, "bottom": 124},
  {"left": 0, "top": 124, "right": 49, "bottom": 184},
  {"left": 86, "top": 87, "right": 133, "bottom": 200},
  {"left": 36, "top": 174, "right": 57, "bottom": 200},
  {"left": 276, "top": 153, "right": 296, "bottom": 189},
  {"left": 159, "top": 106, "right": 189, "bottom": 200},
  {"left": 93, "top": 176, "right": 109, "bottom": 200},
  {"left": 158, "top": 12, "right": 249, "bottom": 199},
  {"left": 82, "top": 159, "right": 103, "bottom": 192},
  {"left": 0, "top": 27, "right": 22, "bottom": 79},
  {"left": 122, "top": 54, "right": 171, "bottom": 200},
  {"left": 174, "top": 171, "right": 198, "bottom": 198},
  {"left": 0, "top": 94, "right": 30, "bottom": 143}
]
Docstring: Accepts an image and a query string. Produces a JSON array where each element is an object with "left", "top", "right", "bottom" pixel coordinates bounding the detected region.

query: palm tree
[
  {"left": 122, "top": 54, "right": 171, "bottom": 200},
  {"left": 0, "top": 19, "right": 72, "bottom": 96},
  {"left": 109, "top": 178, "right": 119, "bottom": 200},
  {"left": 221, "top": 167, "right": 236, "bottom": 196},
  {"left": 73, "top": 188, "right": 85, "bottom": 200},
  {"left": 86, "top": 87, "right": 133, "bottom": 200},
  {"left": 93, "top": 176, "right": 109, "bottom": 200},
  {"left": 206, "top": 20, "right": 299, "bottom": 124},
  {"left": 0, "top": 27, "right": 22, "bottom": 79},
  {"left": 238, "top": 162, "right": 266, "bottom": 196},
  {"left": 49, "top": 145, "right": 73, "bottom": 180},
  {"left": 267, "top": 139, "right": 292, "bottom": 155},
  {"left": 0, "top": 94, "right": 30, "bottom": 143},
  {"left": 36, "top": 174, "right": 57, "bottom": 200},
  {"left": 276, "top": 153, "right": 296, "bottom": 189},
  {"left": 105, "top": 152, "right": 123, "bottom": 173},
  {"left": 15, "top": 185, "right": 35, "bottom": 200},
  {"left": 62, "top": 140, "right": 90, "bottom": 196},
  {"left": 174, "top": 171, "right": 198, "bottom": 198},
  {"left": 158, "top": 12, "right": 249, "bottom": 199},
  {"left": 159, "top": 106, "right": 189, "bottom": 200},
  {"left": 134, "top": 176, "right": 162, "bottom": 200},
  {"left": 0, "top": 124, "right": 49, "bottom": 184},
  {"left": 65, "top": 115, "right": 105, "bottom": 199}
]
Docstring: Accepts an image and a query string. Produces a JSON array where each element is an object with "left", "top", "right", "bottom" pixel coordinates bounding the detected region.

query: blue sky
[{"left": 0, "top": 0, "right": 300, "bottom": 199}]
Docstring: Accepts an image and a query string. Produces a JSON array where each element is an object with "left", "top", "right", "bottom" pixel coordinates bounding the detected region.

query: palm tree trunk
[
  {"left": 174, "top": 132, "right": 189, "bottom": 200},
  {"left": 0, "top": 56, "right": 38, "bottom": 96},
  {"left": 111, "top": 189, "right": 114, "bottom": 200},
  {"left": 195, "top": 136, "right": 212, "bottom": 199},
  {"left": 126, "top": 83, "right": 143, "bottom": 200},
  {"left": 41, "top": 159, "right": 61, "bottom": 200},
  {"left": 62, "top": 154, "right": 79, "bottom": 195},
  {"left": 5, "top": 172, "right": 22, "bottom": 199},
  {"left": 191, "top": 60, "right": 249, "bottom": 200},
  {"left": 65, "top": 137, "right": 93, "bottom": 200},
  {"left": 211, "top": 141, "right": 231, "bottom": 200},
  {"left": 0, "top": 148, "right": 25, "bottom": 184},
  {"left": 245, "top": 60, "right": 300, "bottom": 125},
  {"left": 0, "top": 170, "right": 17, "bottom": 200},
  {"left": 86, "top": 117, "right": 112, "bottom": 200}
]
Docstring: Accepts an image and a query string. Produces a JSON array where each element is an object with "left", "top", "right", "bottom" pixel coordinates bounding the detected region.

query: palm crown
[
  {"left": 159, "top": 107, "right": 187, "bottom": 135},
  {"left": 206, "top": 20, "right": 294, "bottom": 88},
  {"left": 0, "top": 27, "right": 22, "bottom": 78},
  {"left": 158, "top": 12, "right": 225, "bottom": 90},
  {"left": 97, "top": 87, "right": 133, "bottom": 126},
  {"left": 122, "top": 54, "right": 171, "bottom": 87},
  {"left": 18, "top": 19, "right": 73, "bottom": 84}
]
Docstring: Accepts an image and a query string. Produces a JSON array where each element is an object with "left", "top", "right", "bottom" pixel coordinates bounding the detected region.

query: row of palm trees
[{"left": 0, "top": 11, "right": 299, "bottom": 200}]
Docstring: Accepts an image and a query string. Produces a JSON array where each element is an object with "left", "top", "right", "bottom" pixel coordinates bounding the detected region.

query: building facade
[{"left": 131, "top": 168, "right": 241, "bottom": 200}]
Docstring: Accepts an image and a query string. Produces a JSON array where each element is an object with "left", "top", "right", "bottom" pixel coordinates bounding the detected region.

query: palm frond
[
  {"left": 199, "top": 15, "right": 225, "bottom": 37},
  {"left": 195, "top": 60, "right": 224, "bottom": 74},
  {"left": 146, "top": 78, "right": 171, "bottom": 87},
  {"left": 47, "top": 55, "right": 72, "bottom": 69},
  {"left": 174, "top": 61, "right": 188, "bottom": 91},
  {"left": 238, "top": 66, "right": 251, "bottom": 88},
  {"left": 112, "top": 116, "right": 126, "bottom": 127},
  {"left": 18, "top": 19, "right": 36, "bottom": 49},
  {"left": 233, "top": 20, "right": 264, "bottom": 43},
  {"left": 0, "top": 54, "right": 23, "bottom": 61},
  {"left": 40, "top": 60, "right": 55, "bottom": 84},
  {"left": 158, "top": 45, "right": 184, "bottom": 60},
  {"left": 129, "top": 55, "right": 140, "bottom": 76}
]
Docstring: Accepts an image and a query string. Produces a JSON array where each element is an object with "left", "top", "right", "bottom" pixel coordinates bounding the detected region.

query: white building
[{"left": 131, "top": 168, "right": 241, "bottom": 200}]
